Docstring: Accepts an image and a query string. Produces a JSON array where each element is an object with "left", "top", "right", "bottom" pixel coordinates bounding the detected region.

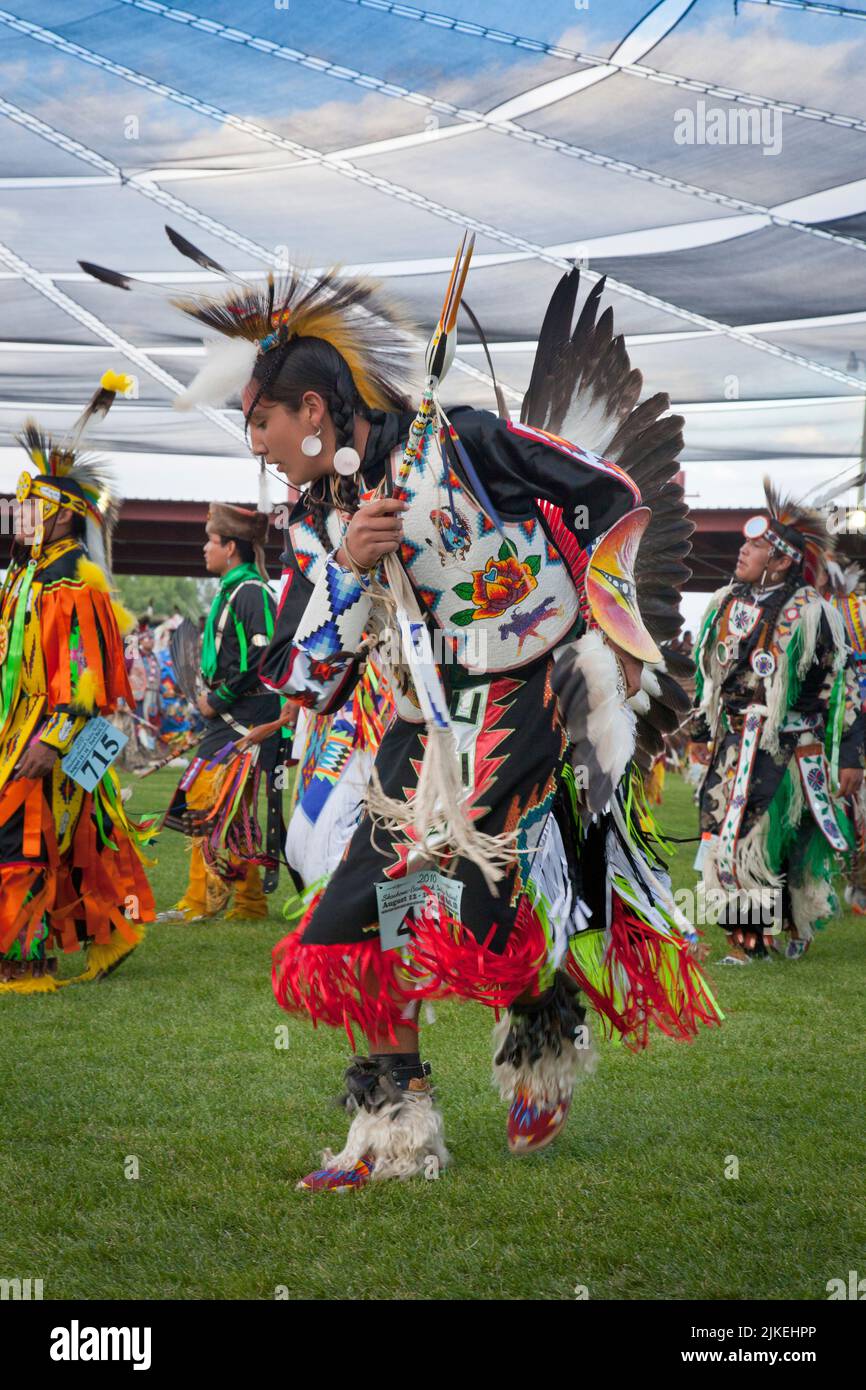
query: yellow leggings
[{"left": 173, "top": 764, "right": 268, "bottom": 920}]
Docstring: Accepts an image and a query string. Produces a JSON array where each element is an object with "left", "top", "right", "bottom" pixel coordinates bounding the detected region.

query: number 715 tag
[{"left": 61, "top": 715, "right": 128, "bottom": 792}]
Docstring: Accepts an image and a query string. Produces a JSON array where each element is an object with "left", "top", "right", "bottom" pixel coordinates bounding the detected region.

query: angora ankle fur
[
  {"left": 492, "top": 1012, "right": 597, "bottom": 1106},
  {"left": 321, "top": 1088, "right": 450, "bottom": 1182}
]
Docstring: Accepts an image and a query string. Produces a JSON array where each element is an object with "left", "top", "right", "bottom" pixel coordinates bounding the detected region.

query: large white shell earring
[
  {"left": 301, "top": 427, "right": 322, "bottom": 458},
  {"left": 333, "top": 446, "right": 361, "bottom": 476}
]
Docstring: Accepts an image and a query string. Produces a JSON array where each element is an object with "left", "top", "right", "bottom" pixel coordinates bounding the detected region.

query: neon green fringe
[
  {"left": 693, "top": 600, "right": 720, "bottom": 706},
  {"left": 765, "top": 767, "right": 800, "bottom": 877}
]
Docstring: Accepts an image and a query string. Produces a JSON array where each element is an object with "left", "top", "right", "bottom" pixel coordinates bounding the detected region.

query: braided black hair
[
  {"left": 328, "top": 377, "right": 363, "bottom": 514},
  {"left": 300, "top": 477, "right": 333, "bottom": 553}
]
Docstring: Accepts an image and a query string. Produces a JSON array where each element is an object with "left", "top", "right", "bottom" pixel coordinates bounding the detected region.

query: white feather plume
[
  {"left": 84, "top": 516, "right": 110, "bottom": 577},
  {"left": 826, "top": 558, "right": 863, "bottom": 596},
  {"left": 174, "top": 337, "right": 259, "bottom": 411},
  {"left": 580, "top": 630, "right": 636, "bottom": 782},
  {"left": 257, "top": 458, "right": 272, "bottom": 514}
]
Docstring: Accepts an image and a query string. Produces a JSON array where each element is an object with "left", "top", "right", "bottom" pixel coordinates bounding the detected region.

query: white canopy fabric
[{"left": 0, "top": 0, "right": 865, "bottom": 514}]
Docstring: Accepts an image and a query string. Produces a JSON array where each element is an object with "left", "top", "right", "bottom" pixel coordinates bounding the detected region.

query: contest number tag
[
  {"left": 376, "top": 869, "right": 464, "bottom": 953},
  {"left": 693, "top": 831, "right": 714, "bottom": 872},
  {"left": 61, "top": 716, "right": 127, "bottom": 792}
]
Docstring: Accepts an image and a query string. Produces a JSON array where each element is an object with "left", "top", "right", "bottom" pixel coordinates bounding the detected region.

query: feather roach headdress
[
  {"left": 742, "top": 475, "right": 860, "bottom": 586},
  {"left": 742, "top": 469, "right": 866, "bottom": 586},
  {"left": 80, "top": 227, "right": 412, "bottom": 414},
  {"left": 763, "top": 478, "right": 830, "bottom": 581},
  {"left": 15, "top": 370, "right": 128, "bottom": 570}
]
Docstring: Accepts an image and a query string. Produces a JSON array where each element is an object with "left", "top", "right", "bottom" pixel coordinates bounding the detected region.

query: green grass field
[{"left": 1, "top": 769, "right": 863, "bottom": 1300}]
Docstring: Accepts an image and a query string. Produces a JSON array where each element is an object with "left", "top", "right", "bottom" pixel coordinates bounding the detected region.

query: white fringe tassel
[
  {"left": 702, "top": 819, "right": 784, "bottom": 896},
  {"left": 365, "top": 555, "right": 518, "bottom": 891},
  {"left": 366, "top": 728, "right": 518, "bottom": 892},
  {"left": 762, "top": 594, "right": 828, "bottom": 755},
  {"left": 789, "top": 877, "right": 835, "bottom": 942}
]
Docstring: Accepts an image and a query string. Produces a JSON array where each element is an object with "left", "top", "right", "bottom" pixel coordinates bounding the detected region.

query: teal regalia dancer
[{"left": 693, "top": 480, "right": 865, "bottom": 963}]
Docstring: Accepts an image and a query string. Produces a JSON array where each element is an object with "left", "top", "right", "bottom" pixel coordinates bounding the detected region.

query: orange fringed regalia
[{"left": 0, "top": 539, "right": 156, "bottom": 994}]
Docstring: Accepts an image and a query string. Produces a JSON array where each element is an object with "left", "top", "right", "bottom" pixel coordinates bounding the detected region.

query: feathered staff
[
  {"left": 369, "top": 234, "right": 517, "bottom": 887},
  {"left": 390, "top": 234, "right": 507, "bottom": 540}
]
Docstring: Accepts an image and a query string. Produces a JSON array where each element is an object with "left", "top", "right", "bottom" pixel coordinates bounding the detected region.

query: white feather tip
[
  {"left": 173, "top": 337, "right": 259, "bottom": 411},
  {"left": 257, "top": 460, "right": 272, "bottom": 514}
]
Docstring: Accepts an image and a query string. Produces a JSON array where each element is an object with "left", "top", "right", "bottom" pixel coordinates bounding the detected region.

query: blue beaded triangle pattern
[
  {"left": 302, "top": 618, "right": 342, "bottom": 661},
  {"left": 326, "top": 562, "right": 368, "bottom": 618},
  {"left": 299, "top": 561, "right": 371, "bottom": 661}
]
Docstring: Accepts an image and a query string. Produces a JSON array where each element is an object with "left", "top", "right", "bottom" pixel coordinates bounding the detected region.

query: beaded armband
[{"left": 39, "top": 711, "right": 87, "bottom": 753}]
